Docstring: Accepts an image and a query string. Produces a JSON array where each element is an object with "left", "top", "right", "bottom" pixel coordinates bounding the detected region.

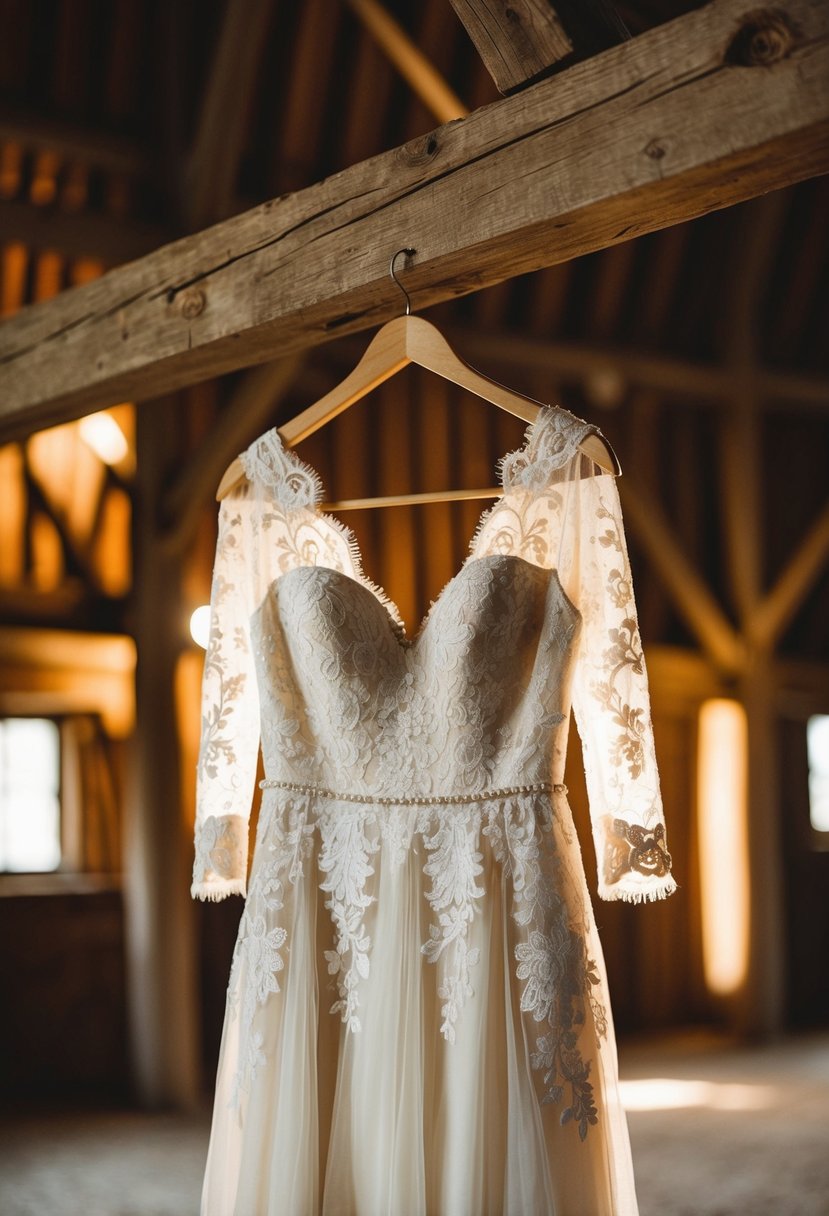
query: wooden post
[
  {"left": 123, "top": 394, "right": 201, "bottom": 1107},
  {"left": 737, "top": 654, "right": 786, "bottom": 1037}
]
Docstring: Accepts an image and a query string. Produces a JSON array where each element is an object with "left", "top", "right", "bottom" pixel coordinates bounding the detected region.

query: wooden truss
[{"left": 0, "top": 0, "right": 827, "bottom": 442}]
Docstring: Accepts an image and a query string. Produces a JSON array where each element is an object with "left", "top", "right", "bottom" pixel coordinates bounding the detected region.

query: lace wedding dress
[{"left": 191, "top": 404, "right": 676, "bottom": 1216}]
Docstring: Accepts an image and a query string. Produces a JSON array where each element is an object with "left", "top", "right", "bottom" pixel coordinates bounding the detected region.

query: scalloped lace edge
[
  {"left": 597, "top": 873, "right": 677, "bottom": 904},
  {"left": 191, "top": 877, "right": 247, "bottom": 902}
]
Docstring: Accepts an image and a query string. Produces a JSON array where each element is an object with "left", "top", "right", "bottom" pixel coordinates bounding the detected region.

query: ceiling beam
[
  {"left": 0, "top": 108, "right": 149, "bottom": 176},
  {"left": 448, "top": 0, "right": 629, "bottom": 94},
  {"left": 160, "top": 353, "right": 306, "bottom": 551},
  {"left": 330, "top": 324, "right": 829, "bottom": 413},
  {"left": 182, "top": 0, "right": 276, "bottom": 230},
  {"left": 346, "top": 0, "right": 468, "bottom": 122},
  {"left": 0, "top": 0, "right": 827, "bottom": 442},
  {"left": 0, "top": 198, "right": 168, "bottom": 265}
]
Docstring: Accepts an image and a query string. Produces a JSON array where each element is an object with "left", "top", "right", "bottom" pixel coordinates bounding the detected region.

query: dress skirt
[{"left": 199, "top": 785, "right": 639, "bottom": 1216}]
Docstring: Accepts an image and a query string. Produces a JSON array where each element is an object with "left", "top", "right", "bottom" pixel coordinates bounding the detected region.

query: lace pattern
[{"left": 191, "top": 813, "right": 248, "bottom": 900}]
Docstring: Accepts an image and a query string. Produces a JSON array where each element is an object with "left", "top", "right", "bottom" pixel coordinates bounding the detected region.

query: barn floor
[{"left": 1, "top": 1030, "right": 827, "bottom": 1216}]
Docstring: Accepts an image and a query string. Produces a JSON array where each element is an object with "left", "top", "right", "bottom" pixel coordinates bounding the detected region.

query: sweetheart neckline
[
  {"left": 264, "top": 553, "right": 580, "bottom": 651},
  {"left": 289, "top": 417, "right": 538, "bottom": 642},
  {"left": 310, "top": 491, "right": 516, "bottom": 645},
  {"left": 244, "top": 404, "right": 597, "bottom": 645}
]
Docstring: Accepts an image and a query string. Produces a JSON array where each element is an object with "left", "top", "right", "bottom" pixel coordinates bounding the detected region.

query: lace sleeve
[
  {"left": 563, "top": 468, "right": 677, "bottom": 903},
  {"left": 191, "top": 493, "right": 260, "bottom": 902}
]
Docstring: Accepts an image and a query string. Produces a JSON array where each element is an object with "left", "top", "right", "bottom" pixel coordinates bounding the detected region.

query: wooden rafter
[
  {"left": 332, "top": 324, "right": 829, "bottom": 412},
  {"left": 0, "top": 197, "right": 168, "bottom": 264},
  {"left": 183, "top": 0, "right": 276, "bottom": 230},
  {"left": 618, "top": 478, "right": 747, "bottom": 675},
  {"left": 448, "top": 0, "right": 629, "bottom": 94},
  {"left": 0, "top": 107, "right": 149, "bottom": 175},
  {"left": 346, "top": 0, "right": 468, "bottom": 122},
  {"left": 750, "top": 498, "right": 829, "bottom": 650},
  {"left": 0, "top": 0, "right": 827, "bottom": 441},
  {"left": 161, "top": 353, "right": 306, "bottom": 550}
]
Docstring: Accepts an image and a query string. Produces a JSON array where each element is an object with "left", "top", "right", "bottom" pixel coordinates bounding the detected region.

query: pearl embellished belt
[{"left": 257, "top": 778, "right": 568, "bottom": 806}]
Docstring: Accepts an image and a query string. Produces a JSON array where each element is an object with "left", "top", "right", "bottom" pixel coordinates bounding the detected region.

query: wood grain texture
[
  {"left": 0, "top": 0, "right": 827, "bottom": 442},
  {"left": 449, "top": 0, "right": 630, "bottom": 93},
  {"left": 448, "top": 0, "right": 573, "bottom": 92}
]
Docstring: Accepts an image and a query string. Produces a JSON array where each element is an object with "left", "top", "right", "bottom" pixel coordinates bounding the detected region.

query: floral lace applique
[
  {"left": 226, "top": 797, "right": 315, "bottom": 1108},
  {"left": 192, "top": 813, "right": 247, "bottom": 899},
  {"left": 239, "top": 428, "right": 322, "bottom": 511},
  {"left": 484, "top": 796, "right": 605, "bottom": 1141},
  {"left": 419, "top": 805, "right": 486, "bottom": 1043},
  {"left": 318, "top": 805, "right": 381, "bottom": 1033},
  {"left": 500, "top": 406, "right": 604, "bottom": 493},
  {"left": 603, "top": 818, "right": 672, "bottom": 886}
]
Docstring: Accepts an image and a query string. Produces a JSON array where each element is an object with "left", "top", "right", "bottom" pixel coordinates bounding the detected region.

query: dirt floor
[{"left": 1, "top": 1031, "right": 827, "bottom": 1215}]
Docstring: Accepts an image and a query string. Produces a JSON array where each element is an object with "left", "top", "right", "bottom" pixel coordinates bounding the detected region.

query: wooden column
[
  {"left": 737, "top": 654, "right": 786, "bottom": 1037},
  {"left": 123, "top": 394, "right": 200, "bottom": 1107},
  {"left": 722, "top": 194, "right": 790, "bottom": 1036}
]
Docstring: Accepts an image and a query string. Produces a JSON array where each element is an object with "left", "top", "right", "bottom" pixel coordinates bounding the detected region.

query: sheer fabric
[{"left": 192, "top": 405, "right": 676, "bottom": 1215}]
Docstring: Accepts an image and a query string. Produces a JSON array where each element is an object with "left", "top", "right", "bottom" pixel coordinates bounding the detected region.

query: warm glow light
[
  {"left": 807, "top": 715, "right": 829, "bottom": 833},
  {"left": 697, "top": 699, "right": 750, "bottom": 996},
  {"left": 79, "top": 411, "right": 129, "bottom": 465},
  {"left": 620, "top": 1078, "right": 776, "bottom": 1113},
  {"left": 190, "top": 605, "right": 212, "bottom": 650}
]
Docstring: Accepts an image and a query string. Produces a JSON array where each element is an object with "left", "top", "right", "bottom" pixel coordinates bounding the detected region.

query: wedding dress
[{"left": 191, "top": 403, "right": 676, "bottom": 1216}]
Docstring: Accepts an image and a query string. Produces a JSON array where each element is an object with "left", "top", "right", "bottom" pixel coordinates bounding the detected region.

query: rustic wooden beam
[
  {"left": 750, "top": 497, "right": 829, "bottom": 651},
  {"left": 183, "top": 0, "right": 276, "bottom": 229},
  {"left": 0, "top": 107, "right": 150, "bottom": 175},
  {"left": 448, "top": 0, "right": 629, "bottom": 94},
  {"left": 719, "top": 193, "right": 790, "bottom": 626},
  {"left": 161, "top": 353, "right": 306, "bottom": 550},
  {"left": 124, "top": 395, "right": 201, "bottom": 1108},
  {"left": 0, "top": 198, "right": 168, "bottom": 265},
  {"left": 22, "top": 459, "right": 101, "bottom": 593},
  {"left": 1, "top": 0, "right": 827, "bottom": 442},
  {"left": 618, "top": 478, "right": 747, "bottom": 675},
  {"left": 341, "top": 324, "right": 829, "bottom": 412},
  {"left": 346, "top": 0, "right": 468, "bottom": 122}
]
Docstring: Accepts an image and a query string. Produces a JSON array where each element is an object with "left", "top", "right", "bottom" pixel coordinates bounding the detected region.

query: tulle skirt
[{"left": 200, "top": 788, "right": 639, "bottom": 1215}]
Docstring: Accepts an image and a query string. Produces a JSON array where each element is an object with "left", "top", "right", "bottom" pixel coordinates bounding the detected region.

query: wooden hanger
[{"left": 216, "top": 249, "right": 621, "bottom": 504}]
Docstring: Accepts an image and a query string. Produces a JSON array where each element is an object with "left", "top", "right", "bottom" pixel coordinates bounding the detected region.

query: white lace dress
[{"left": 191, "top": 405, "right": 676, "bottom": 1216}]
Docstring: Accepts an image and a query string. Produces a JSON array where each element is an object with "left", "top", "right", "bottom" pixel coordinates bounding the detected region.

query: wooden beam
[
  {"left": 0, "top": 198, "right": 168, "bottom": 265},
  {"left": 124, "top": 395, "right": 200, "bottom": 1108},
  {"left": 342, "top": 323, "right": 829, "bottom": 411},
  {"left": 449, "top": 0, "right": 629, "bottom": 94},
  {"left": 346, "top": 0, "right": 468, "bottom": 122},
  {"left": 183, "top": 0, "right": 276, "bottom": 229},
  {"left": 719, "top": 193, "right": 790, "bottom": 626},
  {"left": 0, "top": 107, "right": 150, "bottom": 175},
  {"left": 23, "top": 459, "right": 101, "bottom": 593},
  {"left": 161, "top": 353, "right": 306, "bottom": 550},
  {"left": 618, "top": 478, "right": 747, "bottom": 675},
  {"left": 750, "top": 498, "right": 829, "bottom": 650},
  {"left": 1, "top": 0, "right": 827, "bottom": 441}
]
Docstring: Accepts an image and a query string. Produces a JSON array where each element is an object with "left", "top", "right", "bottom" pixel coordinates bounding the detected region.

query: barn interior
[{"left": 0, "top": 1, "right": 828, "bottom": 1214}]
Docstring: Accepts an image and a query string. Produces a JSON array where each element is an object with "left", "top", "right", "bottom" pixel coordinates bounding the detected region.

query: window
[
  {"left": 0, "top": 717, "right": 61, "bottom": 872},
  {"left": 807, "top": 715, "right": 829, "bottom": 835}
]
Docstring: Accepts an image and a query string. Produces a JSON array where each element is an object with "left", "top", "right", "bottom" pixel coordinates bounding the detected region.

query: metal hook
[{"left": 389, "top": 247, "right": 416, "bottom": 316}]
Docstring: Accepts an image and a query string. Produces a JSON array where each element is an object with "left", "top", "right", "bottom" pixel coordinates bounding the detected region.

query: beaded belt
[{"left": 257, "top": 778, "right": 568, "bottom": 806}]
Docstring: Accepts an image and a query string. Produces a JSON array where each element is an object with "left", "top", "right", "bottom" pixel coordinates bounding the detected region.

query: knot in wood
[
  {"left": 179, "top": 287, "right": 206, "bottom": 319},
  {"left": 644, "top": 139, "right": 667, "bottom": 161},
  {"left": 397, "top": 132, "right": 440, "bottom": 168},
  {"left": 725, "top": 10, "right": 798, "bottom": 67}
]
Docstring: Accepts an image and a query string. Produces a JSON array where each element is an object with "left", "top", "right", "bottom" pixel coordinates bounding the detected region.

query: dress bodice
[{"left": 253, "top": 556, "right": 579, "bottom": 797}]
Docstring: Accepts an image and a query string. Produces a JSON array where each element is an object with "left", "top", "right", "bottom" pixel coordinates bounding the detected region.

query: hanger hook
[{"left": 389, "top": 247, "right": 416, "bottom": 316}]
